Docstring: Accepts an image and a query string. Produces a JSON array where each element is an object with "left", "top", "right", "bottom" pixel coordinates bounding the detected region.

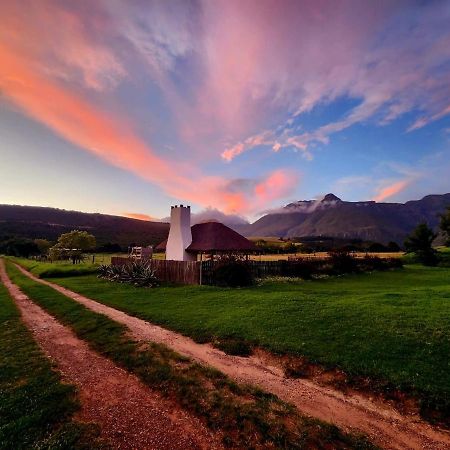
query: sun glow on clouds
[
  {"left": 122, "top": 213, "right": 155, "bottom": 222},
  {"left": 373, "top": 180, "right": 411, "bottom": 202}
]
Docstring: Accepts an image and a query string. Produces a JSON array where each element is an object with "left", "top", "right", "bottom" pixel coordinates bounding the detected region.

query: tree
[
  {"left": 387, "top": 241, "right": 401, "bottom": 252},
  {"left": 404, "top": 223, "right": 438, "bottom": 266},
  {"left": 440, "top": 206, "right": 450, "bottom": 246},
  {"left": 0, "top": 237, "right": 39, "bottom": 257},
  {"left": 49, "top": 230, "right": 96, "bottom": 264},
  {"left": 34, "top": 239, "right": 52, "bottom": 255}
]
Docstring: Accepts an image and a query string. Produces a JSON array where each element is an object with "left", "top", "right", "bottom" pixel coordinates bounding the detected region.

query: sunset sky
[{"left": 1, "top": 0, "right": 450, "bottom": 221}]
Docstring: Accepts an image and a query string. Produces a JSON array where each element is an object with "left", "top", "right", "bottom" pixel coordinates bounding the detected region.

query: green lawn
[
  {"left": 37, "top": 263, "right": 450, "bottom": 416},
  {"left": 0, "top": 276, "right": 103, "bottom": 449},
  {"left": 5, "top": 260, "right": 375, "bottom": 449}
]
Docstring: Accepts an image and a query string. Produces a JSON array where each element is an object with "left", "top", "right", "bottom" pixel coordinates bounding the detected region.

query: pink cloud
[
  {"left": 207, "top": 1, "right": 450, "bottom": 160},
  {"left": 254, "top": 170, "right": 299, "bottom": 204},
  {"left": 373, "top": 180, "right": 411, "bottom": 202}
]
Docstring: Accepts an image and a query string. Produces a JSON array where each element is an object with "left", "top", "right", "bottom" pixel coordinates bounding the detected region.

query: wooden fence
[
  {"left": 111, "top": 257, "right": 201, "bottom": 285},
  {"left": 111, "top": 257, "right": 332, "bottom": 285}
]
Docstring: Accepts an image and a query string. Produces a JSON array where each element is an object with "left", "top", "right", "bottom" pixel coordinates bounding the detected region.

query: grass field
[
  {"left": 0, "top": 277, "right": 103, "bottom": 449},
  {"left": 5, "top": 261, "right": 374, "bottom": 449},
  {"left": 30, "top": 261, "right": 450, "bottom": 418}
]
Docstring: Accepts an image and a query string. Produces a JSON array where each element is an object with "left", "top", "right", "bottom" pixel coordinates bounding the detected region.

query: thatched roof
[{"left": 155, "top": 222, "right": 256, "bottom": 253}]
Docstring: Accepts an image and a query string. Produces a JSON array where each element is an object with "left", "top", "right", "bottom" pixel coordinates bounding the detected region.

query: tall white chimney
[{"left": 166, "top": 205, "right": 195, "bottom": 261}]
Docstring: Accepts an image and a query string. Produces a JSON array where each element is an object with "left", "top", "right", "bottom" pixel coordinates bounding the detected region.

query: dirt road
[
  {"left": 0, "top": 261, "right": 221, "bottom": 450},
  {"left": 14, "top": 263, "right": 450, "bottom": 450}
]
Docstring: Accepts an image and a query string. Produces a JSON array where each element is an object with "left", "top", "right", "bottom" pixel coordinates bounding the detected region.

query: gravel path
[
  {"left": 0, "top": 261, "right": 222, "bottom": 450},
  {"left": 15, "top": 263, "right": 450, "bottom": 450}
]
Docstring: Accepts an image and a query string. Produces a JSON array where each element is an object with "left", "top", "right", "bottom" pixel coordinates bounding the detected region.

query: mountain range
[
  {"left": 235, "top": 193, "right": 450, "bottom": 244},
  {"left": 1, "top": 192, "right": 449, "bottom": 248},
  {"left": 0, "top": 205, "right": 169, "bottom": 248}
]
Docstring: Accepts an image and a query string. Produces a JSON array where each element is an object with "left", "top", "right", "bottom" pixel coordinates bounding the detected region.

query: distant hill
[
  {"left": 0, "top": 205, "right": 169, "bottom": 248},
  {"left": 237, "top": 193, "right": 450, "bottom": 244}
]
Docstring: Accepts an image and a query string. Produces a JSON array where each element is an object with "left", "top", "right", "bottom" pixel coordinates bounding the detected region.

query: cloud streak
[
  {"left": 373, "top": 180, "right": 412, "bottom": 202},
  {"left": 122, "top": 212, "right": 155, "bottom": 222}
]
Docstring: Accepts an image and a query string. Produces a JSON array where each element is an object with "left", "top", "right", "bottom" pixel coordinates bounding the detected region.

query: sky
[{"left": 1, "top": 0, "right": 450, "bottom": 222}]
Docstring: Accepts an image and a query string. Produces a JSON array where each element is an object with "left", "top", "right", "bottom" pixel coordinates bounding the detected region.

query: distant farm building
[{"left": 156, "top": 205, "right": 256, "bottom": 261}]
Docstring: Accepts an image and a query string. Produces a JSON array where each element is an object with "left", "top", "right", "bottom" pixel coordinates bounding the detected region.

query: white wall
[{"left": 166, "top": 205, "right": 195, "bottom": 261}]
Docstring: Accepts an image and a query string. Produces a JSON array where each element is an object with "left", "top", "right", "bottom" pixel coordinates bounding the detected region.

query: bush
[
  {"left": 98, "top": 260, "right": 159, "bottom": 287},
  {"left": 385, "top": 257, "right": 404, "bottom": 269},
  {"left": 328, "top": 250, "right": 359, "bottom": 275},
  {"left": 359, "top": 255, "right": 388, "bottom": 271},
  {"left": 212, "top": 257, "right": 254, "bottom": 287},
  {"left": 0, "top": 237, "right": 39, "bottom": 257},
  {"left": 281, "top": 259, "right": 319, "bottom": 279},
  {"left": 404, "top": 223, "right": 439, "bottom": 266}
]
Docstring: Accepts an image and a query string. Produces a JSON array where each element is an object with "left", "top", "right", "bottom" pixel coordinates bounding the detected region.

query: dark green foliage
[
  {"left": 96, "top": 242, "right": 122, "bottom": 253},
  {"left": 6, "top": 262, "right": 375, "bottom": 449},
  {"left": 282, "top": 254, "right": 401, "bottom": 279},
  {"left": 0, "top": 237, "right": 39, "bottom": 257},
  {"left": 280, "top": 259, "right": 319, "bottom": 279},
  {"left": 98, "top": 260, "right": 159, "bottom": 287},
  {"left": 387, "top": 241, "right": 401, "bottom": 252},
  {"left": 0, "top": 280, "right": 104, "bottom": 449},
  {"left": 328, "top": 250, "right": 359, "bottom": 274},
  {"left": 440, "top": 206, "right": 450, "bottom": 246},
  {"left": 404, "top": 223, "right": 439, "bottom": 266},
  {"left": 359, "top": 256, "right": 403, "bottom": 272},
  {"left": 367, "top": 242, "right": 387, "bottom": 252},
  {"left": 212, "top": 258, "right": 254, "bottom": 287},
  {"left": 49, "top": 230, "right": 96, "bottom": 264}
]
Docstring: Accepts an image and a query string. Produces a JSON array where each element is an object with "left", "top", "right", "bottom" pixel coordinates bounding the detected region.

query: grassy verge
[
  {"left": 9, "top": 257, "right": 99, "bottom": 278},
  {"left": 24, "top": 259, "right": 450, "bottom": 423},
  {"left": 5, "top": 261, "right": 375, "bottom": 449},
  {"left": 0, "top": 273, "right": 105, "bottom": 449}
]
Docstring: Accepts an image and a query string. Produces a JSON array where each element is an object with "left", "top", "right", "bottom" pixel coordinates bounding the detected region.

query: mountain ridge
[
  {"left": 0, "top": 204, "right": 169, "bottom": 248},
  {"left": 235, "top": 193, "right": 450, "bottom": 244}
]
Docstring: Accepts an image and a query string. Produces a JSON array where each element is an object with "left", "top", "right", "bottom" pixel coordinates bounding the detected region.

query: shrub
[
  {"left": 328, "top": 250, "right": 359, "bottom": 274},
  {"left": 385, "top": 257, "right": 404, "bottom": 269},
  {"left": 359, "top": 255, "right": 388, "bottom": 272},
  {"left": 404, "top": 223, "right": 439, "bottom": 266},
  {"left": 98, "top": 260, "right": 159, "bottom": 287},
  {"left": 281, "top": 259, "right": 318, "bottom": 279},
  {"left": 212, "top": 256, "right": 254, "bottom": 287}
]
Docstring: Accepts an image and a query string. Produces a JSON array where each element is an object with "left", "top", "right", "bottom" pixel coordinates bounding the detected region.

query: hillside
[
  {"left": 0, "top": 205, "right": 169, "bottom": 248},
  {"left": 239, "top": 193, "right": 450, "bottom": 244}
]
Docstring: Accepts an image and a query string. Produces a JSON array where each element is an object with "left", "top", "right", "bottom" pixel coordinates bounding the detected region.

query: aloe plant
[{"left": 98, "top": 260, "right": 159, "bottom": 287}]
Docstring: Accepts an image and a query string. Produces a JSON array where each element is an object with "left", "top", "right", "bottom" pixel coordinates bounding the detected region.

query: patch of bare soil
[
  {"left": 257, "top": 349, "right": 420, "bottom": 417},
  {"left": 18, "top": 264, "right": 450, "bottom": 450},
  {"left": 1, "top": 262, "right": 221, "bottom": 450}
]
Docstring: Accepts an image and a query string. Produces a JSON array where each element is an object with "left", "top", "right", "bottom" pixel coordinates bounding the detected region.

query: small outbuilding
[{"left": 156, "top": 205, "right": 256, "bottom": 261}]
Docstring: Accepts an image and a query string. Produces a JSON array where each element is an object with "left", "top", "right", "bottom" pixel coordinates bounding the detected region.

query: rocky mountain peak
[{"left": 321, "top": 193, "right": 342, "bottom": 202}]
